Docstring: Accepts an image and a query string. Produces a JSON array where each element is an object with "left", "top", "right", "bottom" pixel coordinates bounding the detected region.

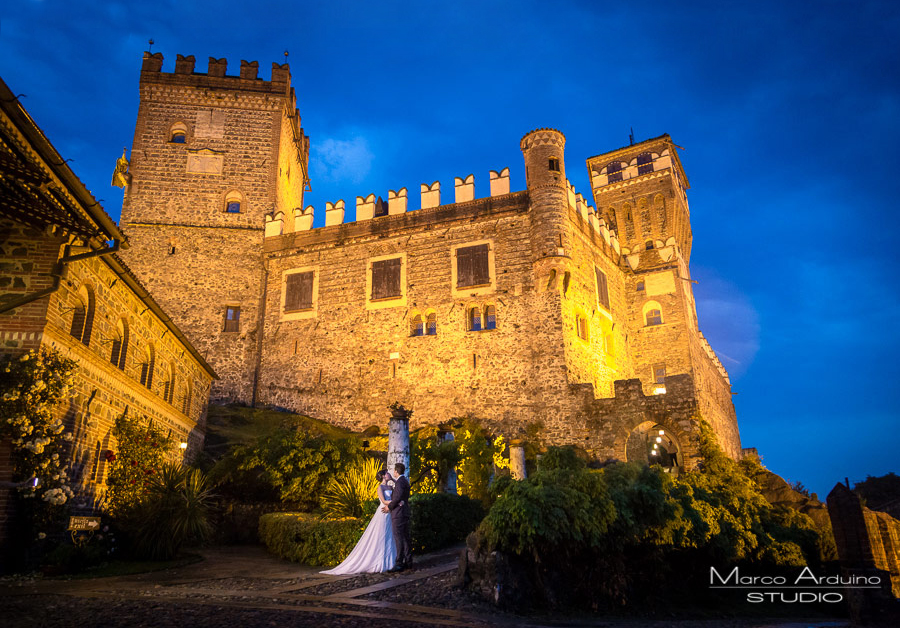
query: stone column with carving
[
  {"left": 510, "top": 440, "right": 527, "bottom": 480},
  {"left": 387, "top": 405, "right": 410, "bottom": 474}
]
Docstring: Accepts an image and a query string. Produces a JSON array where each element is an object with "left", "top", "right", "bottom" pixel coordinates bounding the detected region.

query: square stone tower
[{"left": 118, "top": 52, "right": 309, "bottom": 402}]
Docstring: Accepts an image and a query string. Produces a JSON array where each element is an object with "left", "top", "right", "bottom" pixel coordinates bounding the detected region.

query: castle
[{"left": 117, "top": 52, "right": 741, "bottom": 467}]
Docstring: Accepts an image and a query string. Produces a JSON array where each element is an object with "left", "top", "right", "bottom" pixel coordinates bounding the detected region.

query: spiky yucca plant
[{"left": 322, "top": 457, "right": 383, "bottom": 519}]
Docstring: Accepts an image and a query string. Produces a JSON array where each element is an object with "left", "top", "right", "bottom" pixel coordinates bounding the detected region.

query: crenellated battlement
[{"left": 140, "top": 52, "right": 291, "bottom": 92}]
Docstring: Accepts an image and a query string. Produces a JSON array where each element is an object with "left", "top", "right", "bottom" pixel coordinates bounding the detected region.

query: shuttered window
[
  {"left": 595, "top": 267, "right": 610, "bottom": 310},
  {"left": 371, "top": 258, "right": 402, "bottom": 300},
  {"left": 284, "top": 272, "right": 314, "bottom": 311},
  {"left": 70, "top": 305, "right": 86, "bottom": 341},
  {"left": 456, "top": 244, "right": 490, "bottom": 288},
  {"left": 224, "top": 306, "right": 240, "bottom": 332}
]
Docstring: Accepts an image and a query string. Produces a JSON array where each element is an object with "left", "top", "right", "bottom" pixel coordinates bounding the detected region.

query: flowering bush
[
  {"left": 103, "top": 411, "right": 173, "bottom": 518},
  {"left": 0, "top": 349, "right": 77, "bottom": 539}
]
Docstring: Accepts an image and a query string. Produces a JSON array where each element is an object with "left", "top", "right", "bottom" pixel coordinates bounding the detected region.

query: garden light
[{"left": 179, "top": 442, "right": 188, "bottom": 450}]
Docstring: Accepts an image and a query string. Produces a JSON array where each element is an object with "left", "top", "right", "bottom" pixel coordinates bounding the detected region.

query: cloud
[{"left": 310, "top": 136, "right": 374, "bottom": 185}]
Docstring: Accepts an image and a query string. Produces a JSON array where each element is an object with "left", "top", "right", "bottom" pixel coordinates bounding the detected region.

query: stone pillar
[
  {"left": 510, "top": 441, "right": 527, "bottom": 480},
  {"left": 441, "top": 431, "right": 458, "bottom": 494},
  {"left": 387, "top": 410, "right": 410, "bottom": 474}
]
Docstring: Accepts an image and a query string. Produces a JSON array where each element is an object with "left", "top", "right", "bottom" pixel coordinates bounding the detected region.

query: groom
[{"left": 383, "top": 462, "right": 412, "bottom": 571}]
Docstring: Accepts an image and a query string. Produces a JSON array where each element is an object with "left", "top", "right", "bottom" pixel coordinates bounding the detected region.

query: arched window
[
  {"left": 606, "top": 161, "right": 623, "bottom": 183},
  {"left": 140, "top": 345, "right": 155, "bottom": 389},
  {"left": 182, "top": 380, "right": 193, "bottom": 416},
  {"left": 163, "top": 363, "right": 176, "bottom": 404},
  {"left": 483, "top": 304, "right": 496, "bottom": 330},
  {"left": 90, "top": 440, "right": 102, "bottom": 482},
  {"left": 636, "top": 152, "right": 653, "bottom": 175},
  {"left": 425, "top": 311, "right": 437, "bottom": 335},
  {"left": 224, "top": 190, "right": 243, "bottom": 214},
  {"left": 110, "top": 319, "right": 129, "bottom": 371},
  {"left": 169, "top": 122, "right": 187, "bottom": 143},
  {"left": 69, "top": 285, "right": 95, "bottom": 347},
  {"left": 576, "top": 313, "right": 589, "bottom": 341},
  {"left": 645, "top": 240, "right": 654, "bottom": 250},
  {"left": 643, "top": 301, "right": 664, "bottom": 326},
  {"left": 410, "top": 314, "right": 424, "bottom": 337},
  {"left": 467, "top": 306, "right": 482, "bottom": 331},
  {"left": 548, "top": 156, "right": 560, "bottom": 172}
]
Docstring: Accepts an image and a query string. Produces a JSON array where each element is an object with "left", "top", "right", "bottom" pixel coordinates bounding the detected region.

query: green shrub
[
  {"left": 538, "top": 445, "right": 587, "bottom": 472},
  {"left": 410, "top": 493, "right": 485, "bottom": 553},
  {"left": 258, "top": 512, "right": 365, "bottom": 566},
  {"left": 322, "top": 457, "right": 382, "bottom": 519}
]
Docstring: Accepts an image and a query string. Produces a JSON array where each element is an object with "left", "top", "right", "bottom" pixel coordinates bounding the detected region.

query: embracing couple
[{"left": 321, "top": 462, "right": 413, "bottom": 575}]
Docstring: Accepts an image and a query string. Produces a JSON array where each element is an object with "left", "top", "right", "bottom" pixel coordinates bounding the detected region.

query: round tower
[{"left": 520, "top": 128, "right": 570, "bottom": 260}]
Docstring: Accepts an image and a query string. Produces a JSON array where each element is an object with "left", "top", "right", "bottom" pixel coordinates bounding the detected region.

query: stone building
[
  {"left": 118, "top": 52, "right": 741, "bottom": 467},
  {"left": 0, "top": 76, "right": 217, "bottom": 540}
]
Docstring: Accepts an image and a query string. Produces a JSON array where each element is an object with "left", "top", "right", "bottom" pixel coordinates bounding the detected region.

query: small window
[
  {"left": 456, "top": 244, "right": 490, "bottom": 288},
  {"left": 653, "top": 363, "right": 667, "bottom": 384},
  {"left": 636, "top": 281, "right": 645, "bottom": 292},
  {"left": 182, "top": 381, "right": 192, "bottom": 416},
  {"left": 607, "top": 161, "right": 623, "bottom": 183},
  {"left": 371, "top": 258, "right": 402, "bottom": 300},
  {"left": 140, "top": 346, "right": 155, "bottom": 389},
  {"left": 645, "top": 241, "right": 654, "bottom": 251},
  {"left": 576, "top": 314, "right": 589, "bottom": 341},
  {"left": 410, "top": 314, "right": 424, "bottom": 337},
  {"left": 645, "top": 308, "right": 663, "bottom": 326},
  {"left": 425, "top": 312, "right": 437, "bottom": 335},
  {"left": 484, "top": 305, "right": 496, "bottom": 330},
  {"left": 284, "top": 271, "right": 314, "bottom": 312},
  {"left": 169, "top": 121, "right": 188, "bottom": 144},
  {"left": 594, "top": 267, "right": 610, "bottom": 310},
  {"left": 110, "top": 320, "right": 129, "bottom": 371},
  {"left": 224, "top": 190, "right": 243, "bottom": 214},
  {"left": 467, "top": 306, "right": 482, "bottom": 332},
  {"left": 637, "top": 152, "right": 653, "bottom": 175},
  {"left": 69, "top": 286, "right": 95, "bottom": 347},
  {"left": 548, "top": 157, "right": 560, "bottom": 172},
  {"left": 162, "top": 364, "right": 176, "bottom": 404},
  {"left": 224, "top": 306, "right": 241, "bottom": 332}
]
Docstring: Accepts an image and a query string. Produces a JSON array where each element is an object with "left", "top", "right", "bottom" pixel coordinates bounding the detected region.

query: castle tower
[
  {"left": 587, "top": 135, "right": 741, "bottom": 458},
  {"left": 118, "top": 52, "right": 309, "bottom": 403},
  {"left": 521, "top": 128, "right": 570, "bottom": 262}
]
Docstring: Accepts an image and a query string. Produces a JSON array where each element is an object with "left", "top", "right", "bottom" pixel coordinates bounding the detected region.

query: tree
[{"left": 104, "top": 411, "right": 173, "bottom": 518}]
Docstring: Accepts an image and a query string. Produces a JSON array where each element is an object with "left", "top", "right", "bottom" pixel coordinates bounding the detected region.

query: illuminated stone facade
[{"left": 118, "top": 53, "right": 741, "bottom": 466}]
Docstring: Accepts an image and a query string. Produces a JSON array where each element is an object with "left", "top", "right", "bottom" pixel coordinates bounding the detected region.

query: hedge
[
  {"left": 258, "top": 513, "right": 365, "bottom": 566},
  {"left": 260, "top": 493, "right": 485, "bottom": 565}
]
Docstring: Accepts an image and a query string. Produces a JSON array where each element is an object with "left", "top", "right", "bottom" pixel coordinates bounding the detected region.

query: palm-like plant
[{"left": 321, "top": 457, "right": 383, "bottom": 519}]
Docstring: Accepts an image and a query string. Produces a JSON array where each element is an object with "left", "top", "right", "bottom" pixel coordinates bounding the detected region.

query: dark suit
[{"left": 388, "top": 474, "right": 412, "bottom": 568}]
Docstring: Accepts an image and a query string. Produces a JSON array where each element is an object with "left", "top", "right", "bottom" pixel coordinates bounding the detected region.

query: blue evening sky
[{"left": 2, "top": 0, "right": 898, "bottom": 498}]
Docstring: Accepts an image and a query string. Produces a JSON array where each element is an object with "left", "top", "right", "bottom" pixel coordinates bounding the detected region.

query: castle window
[
  {"left": 410, "top": 314, "right": 424, "bottom": 337},
  {"left": 110, "top": 319, "right": 129, "bottom": 371},
  {"left": 548, "top": 157, "right": 560, "bottom": 172},
  {"left": 576, "top": 313, "right": 589, "bottom": 341},
  {"left": 645, "top": 308, "right": 663, "bottom": 326},
  {"left": 371, "top": 258, "right": 402, "bottom": 300},
  {"left": 224, "top": 306, "right": 241, "bottom": 332},
  {"left": 69, "top": 286, "right": 95, "bottom": 347},
  {"left": 636, "top": 281, "right": 645, "bottom": 291},
  {"left": 284, "top": 271, "right": 314, "bottom": 312},
  {"left": 182, "top": 380, "right": 193, "bottom": 416},
  {"left": 637, "top": 152, "right": 653, "bottom": 175},
  {"left": 426, "top": 312, "right": 437, "bottom": 335},
  {"left": 594, "top": 267, "right": 610, "bottom": 310},
  {"left": 162, "top": 363, "right": 176, "bottom": 404},
  {"left": 467, "top": 306, "right": 482, "bottom": 331},
  {"left": 606, "top": 161, "right": 623, "bottom": 183},
  {"left": 169, "top": 122, "right": 188, "bottom": 144},
  {"left": 224, "top": 190, "right": 243, "bottom": 213},
  {"left": 484, "top": 304, "right": 496, "bottom": 330},
  {"left": 645, "top": 241, "right": 654, "bottom": 250},
  {"left": 653, "top": 363, "right": 667, "bottom": 384},
  {"left": 456, "top": 244, "right": 490, "bottom": 288},
  {"left": 140, "top": 345, "right": 155, "bottom": 389}
]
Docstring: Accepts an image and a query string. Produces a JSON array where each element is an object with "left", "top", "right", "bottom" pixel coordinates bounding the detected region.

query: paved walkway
[{"left": 0, "top": 546, "right": 851, "bottom": 628}]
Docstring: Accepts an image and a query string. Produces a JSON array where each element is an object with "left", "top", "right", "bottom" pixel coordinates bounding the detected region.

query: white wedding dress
[{"left": 320, "top": 485, "right": 396, "bottom": 575}]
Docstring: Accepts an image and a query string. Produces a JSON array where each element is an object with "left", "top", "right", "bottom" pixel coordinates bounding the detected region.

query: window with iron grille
[
  {"left": 371, "top": 258, "right": 402, "bottom": 300},
  {"left": 653, "top": 363, "right": 667, "bottom": 384},
  {"left": 224, "top": 306, "right": 240, "bottom": 332},
  {"left": 484, "top": 305, "right": 496, "bottom": 330},
  {"left": 548, "top": 157, "right": 560, "bottom": 172},
  {"left": 637, "top": 152, "right": 653, "bottom": 175},
  {"left": 284, "top": 271, "right": 314, "bottom": 311},
  {"left": 467, "top": 306, "right": 482, "bottom": 331},
  {"left": 595, "top": 267, "right": 610, "bottom": 310},
  {"left": 426, "top": 312, "right": 437, "bottom": 335},
  {"left": 456, "top": 244, "right": 490, "bottom": 288},
  {"left": 606, "top": 161, "right": 623, "bottom": 183},
  {"left": 140, "top": 350, "right": 155, "bottom": 389}
]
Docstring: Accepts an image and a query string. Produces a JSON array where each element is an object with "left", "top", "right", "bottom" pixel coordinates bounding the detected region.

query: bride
[{"left": 320, "top": 469, "right": 396, "bottom": 574}]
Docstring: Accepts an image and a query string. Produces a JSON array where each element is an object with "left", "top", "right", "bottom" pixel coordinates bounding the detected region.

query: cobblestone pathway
[{"left": 0, "top": 546, "right": 851, "bottom": 628}]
